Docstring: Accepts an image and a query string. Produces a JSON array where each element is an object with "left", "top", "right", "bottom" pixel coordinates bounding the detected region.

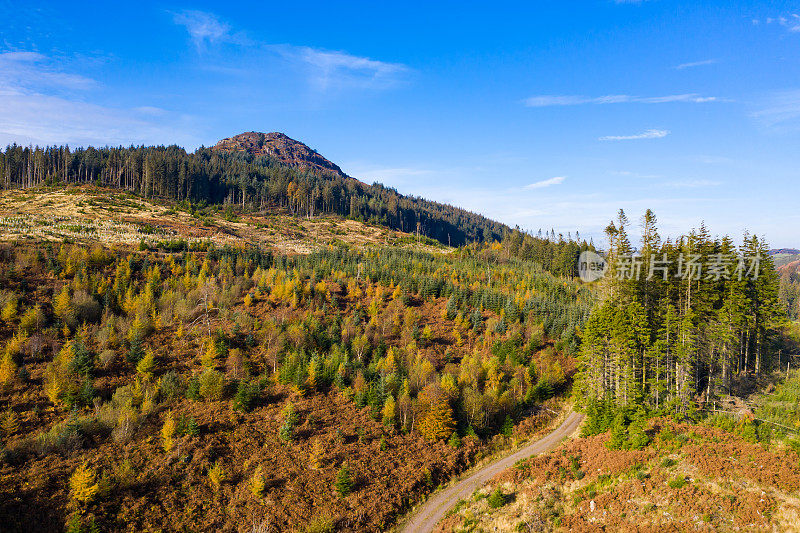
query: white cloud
[
  {"left": 0, "top": 93, "right": 200, "bottom": 148},
  {"left": 524, "top": 176, "right": 566, "bottom": 189},
  {"left": 171, "top": 10, "right": 409, "bottom": 92},
  {"left": 599, "top": 129, "right": 670, "bottom": 141},
  {"left": 172, "top": 10, "right": 241, "bottom": 50},
  {"left": 0, "top": 51, "right": 96, "bottom": 93},
  {"left": 0, "top": 51, "right": 201, "bottom": 148},
  {"left": 757, "top": 14, "right": 800, "bottom": 33},
  {"left": 674, "top": 59, "right": 717, "bottom": 70},
  {"left": 524, "top": 93, "right": 716, "bottom": 107},
  {"left": 293, "top": 47, "right": 409, "bottom": 91}
]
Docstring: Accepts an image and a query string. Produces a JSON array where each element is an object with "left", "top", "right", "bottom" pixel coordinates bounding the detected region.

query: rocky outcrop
[{"left": 213, "top": 132, "right": 348, "bottom": 178}]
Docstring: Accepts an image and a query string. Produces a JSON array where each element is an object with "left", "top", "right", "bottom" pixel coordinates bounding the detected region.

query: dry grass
[{"left": 0, "top": 186, "right": 448, "bottom": 254}]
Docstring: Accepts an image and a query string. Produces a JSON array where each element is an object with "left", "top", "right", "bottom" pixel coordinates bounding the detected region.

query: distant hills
[
  {"left": 769, "top": 248, "right": 800, "bottom": 256},
  {"left": 770, "top": 249, "right": 800, "bottom": 274}
]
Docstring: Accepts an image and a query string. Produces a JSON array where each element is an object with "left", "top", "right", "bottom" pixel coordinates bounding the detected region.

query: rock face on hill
[{"left": 213, "top": 131, "right": 349, "bottom": 178}]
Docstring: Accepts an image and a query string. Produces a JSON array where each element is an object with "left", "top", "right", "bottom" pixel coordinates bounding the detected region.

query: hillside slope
[
  {"left": 0, "top": 138, "right": 510, "bottom": 246},
  {"left": 0, "top": 186, "right": 441, "bottom": 254},
  {"left": 440, "top": 419, "right": 800, "bottom": 532}
]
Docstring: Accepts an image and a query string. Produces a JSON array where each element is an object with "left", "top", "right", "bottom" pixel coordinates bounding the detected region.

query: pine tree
[
  {"left": 334, "top": 463, "right": 353, "bottom": 497},
  {"left": 279, "top": 402, "right": 298, "bottom": 442}
]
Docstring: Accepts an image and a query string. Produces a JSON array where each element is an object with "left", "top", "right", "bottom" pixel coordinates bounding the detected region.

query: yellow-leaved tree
[
  {"left": 250, "top": 465, "right": 265, "bottom": 497},
  {"left": 161, "top": 411, "right": 176, "bottom": 452},
  {"left": 0, "top": 352, "right": 17, "bottom": 390},
  {"left": 136, "top": 348, "right": 157, "bottom": 378},
  {"left": 417, "top": 399, "right": 455, "bottom": 442},
  {"left": 70, "top": 463, "right": 99, "bottom": 505}
]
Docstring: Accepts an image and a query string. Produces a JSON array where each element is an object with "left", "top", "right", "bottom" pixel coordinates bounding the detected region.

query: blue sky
[{"left": 2, "top": 1, "right": 800, "bottom": 246}]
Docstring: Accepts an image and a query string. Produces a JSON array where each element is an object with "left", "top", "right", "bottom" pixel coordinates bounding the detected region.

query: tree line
[{"left": 575, "top": 209, "right": 783, "bottom": 419}]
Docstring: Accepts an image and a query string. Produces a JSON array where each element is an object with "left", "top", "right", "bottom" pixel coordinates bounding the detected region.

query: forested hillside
[
  {"left": 0, "top": 234, "right": 589, "bottom": 531},
  {"left": 576, "top": 209, "right": 783, "bottom": 420},
  {"left": 0, "top": 140, "right": 508, "bottom": 247}
]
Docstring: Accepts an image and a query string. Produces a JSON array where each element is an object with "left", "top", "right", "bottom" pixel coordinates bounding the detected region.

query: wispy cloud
[
  {"left": 609, "top": 170, "right": 661, "bottom": 179},
  {"left": 674, "top": 59, "right": 717, "bottom": 70},
  {"left": 751, "top": 89, "right": 800, "bottom": 128},
  {"left": 291, "top": 47, "right": 408, "bottom": 91},
  {"left": 172, "top": 10, "right": 408, "bottom": 92},
  {"left": 599, "top": 129, "right": 670, "bottom": 141},
  {"left": 524, "top": 176, "right": 566, "bottom": 189},
  {"left": 524, "top": 94, "right": 716, "bottom": 107},
  {"left": 0, "top": 51, "right": 96, "bottom": 93},
  {"left": 171, "top": 10, "right": 248, "bottom": 50},
  {"left": 663, "top": 179, "right": 722, "bottom": 188}
]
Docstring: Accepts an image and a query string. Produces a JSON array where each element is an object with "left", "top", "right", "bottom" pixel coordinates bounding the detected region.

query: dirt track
[{"left": 399, "top": 410, "right": 584, "bottom": 533}]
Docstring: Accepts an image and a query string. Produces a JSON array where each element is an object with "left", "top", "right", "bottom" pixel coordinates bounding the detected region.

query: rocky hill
[{"left": 213, "top": 131, "right": 350, "bottom": 178}]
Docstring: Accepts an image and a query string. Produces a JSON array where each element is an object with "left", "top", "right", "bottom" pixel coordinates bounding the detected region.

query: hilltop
[{"left": 213, "top": 132, "right": 351, "bottom": 179}]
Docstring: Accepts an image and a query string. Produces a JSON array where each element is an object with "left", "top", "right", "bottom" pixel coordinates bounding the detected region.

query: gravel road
[{"left": 399, "top": 410, "right": 584, "bottom": 533}]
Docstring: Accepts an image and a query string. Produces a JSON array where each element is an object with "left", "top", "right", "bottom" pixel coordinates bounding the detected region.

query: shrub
[
  {"left": 18, "top": 305, "right": 44, "bottom": 334},
  {"left": 198, "top": 369, "right": 225, "bottom": 401},
  {"left": 305, "top": 515, "right": 334, "bottom": 533},
  {"left": 488, "top": 487, "right": 506, "bottom": 509},
  {"left": 72, "top": 291, "right": 100, "bottom": 323},
  {"left": 98, "top": 349, "right": 116, "bottom": 369},
  {"left": 448, "top": 432, "right": 462, "bottom": 449},
  {"left": 158, "top": 371, "right": 181, "bottom": 401},
  {"left": 667, "top": 476, "right": 687, "bottom": 489},
  {"left": 33, "top": 418, "right": 83, "bottom": 454}
]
